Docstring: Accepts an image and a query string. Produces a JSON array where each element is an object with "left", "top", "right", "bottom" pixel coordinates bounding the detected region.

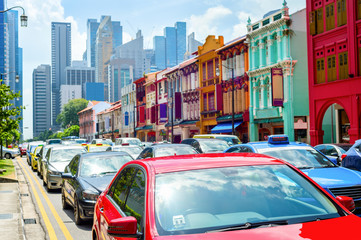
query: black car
[
  {"left": 136, "top": 143, "right": 198, "bottom": 159},
  {"left": 314, "top": 143, "right": 352, "bottom": 165},
  {"left": 61, "top": 151, "right": 133, "bottom": 224},
  {"left": 181, "top": 138, "right": 230, "bottom": 153}
]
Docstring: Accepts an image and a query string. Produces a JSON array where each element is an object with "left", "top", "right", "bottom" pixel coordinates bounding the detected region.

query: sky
[{"left": 7, "top": 0, "right": 306, "bottom": 139}]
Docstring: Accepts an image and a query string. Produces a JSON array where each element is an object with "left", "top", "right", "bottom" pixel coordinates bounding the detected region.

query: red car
[
  {"left": 20, "top": 146, "right": 27, "bottom": 156},
  {"left": 92, "top": 153, "right": 359, "bottom": 240}
]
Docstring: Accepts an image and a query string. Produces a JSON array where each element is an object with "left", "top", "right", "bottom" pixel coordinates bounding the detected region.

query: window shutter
[
  {"left": 215, "top": 84, "right": 223, "bottom": 112},
  {"left": 358, "top": 0, "right": 361, "bottom": 20},
  {"left": 174, "top": 92, "right": 182, "bottom": 119},
  {"left": 150, "top": 106, "right": 156, "bottom": 123},
  {"left": 139, "top": 106, "right": 145, "bottom": 123},
  {"left": 316, "top": 8, "right": 324, "bottom": 34}
]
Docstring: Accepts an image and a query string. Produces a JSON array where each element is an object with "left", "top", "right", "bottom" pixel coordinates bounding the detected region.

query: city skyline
[{"left": 6, "top": 0, "right": 305, "bottom": 139}]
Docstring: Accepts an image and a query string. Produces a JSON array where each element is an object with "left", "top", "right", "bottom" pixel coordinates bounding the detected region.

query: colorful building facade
[
  {"left": 216, "top": 36, "right": 250, "bottom": 141},
  {"left": 196, "top": 36, "right": 224, "bottom": 134},
  {"left": 306, "top": 0, "right": 361, "bottom": 145},
  {"left": 247, "top": 3, "right": 309, "bottom": 142}
]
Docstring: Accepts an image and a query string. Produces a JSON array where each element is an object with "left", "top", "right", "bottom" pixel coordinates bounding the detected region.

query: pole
[
  {"left": 232, "top": 68, "right": 235, "bottom": 135},
  {"left": 133, "top": 105, "right": 136, "bottom": 138},
  {"left": 171, "top": 81, "right": 174, "bottom": 143}
]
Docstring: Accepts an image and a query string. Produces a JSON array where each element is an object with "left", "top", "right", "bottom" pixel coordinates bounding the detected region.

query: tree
[
  {"left": 0, "top": 82, "right": 23, "bottom": 157},
  {"left": 56, "top": 98, "right": 88, "bottom": 128},
  {"left": 63, "top": 125, "right": 80, "bottom": 137}
]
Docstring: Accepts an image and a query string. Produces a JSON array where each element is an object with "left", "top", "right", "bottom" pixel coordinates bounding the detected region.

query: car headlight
[{"left": 82, "top": 190, "right": 99, "bottom": 201}]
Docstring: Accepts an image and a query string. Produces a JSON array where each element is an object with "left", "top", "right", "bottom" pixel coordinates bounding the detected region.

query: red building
[
  {"left": 134, "top": 77, "right": 147, "bottom": 141},
  {"left": 307, "top": 0, "right": 361, "bottom": 145}
]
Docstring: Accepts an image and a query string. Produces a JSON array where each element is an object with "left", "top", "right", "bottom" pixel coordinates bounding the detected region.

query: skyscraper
[
  {"left": 51, "top": 22, "right": 71, "bottom": 128},
  {"left": 187, "top": 32, "right": 202, "bottom": 56},
  {"left": 33, "top": 65, "right": 51, "bottom": 138},
  {"left": 0, "top": 0, "right": 5, "bottom": 80},
  {"left": 175, "top": 22, "right": 186, "bottom": 65},
  {"left": 164, "top": 27, "right": 176, "bottom": 67},
  {"left": 153, "top": 36, "right": 166, "bottom": 71}
]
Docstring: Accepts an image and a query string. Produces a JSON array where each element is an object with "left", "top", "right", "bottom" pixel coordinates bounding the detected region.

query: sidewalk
[{"left": 0, "top": 158, "right": 46, "bottom": 240}]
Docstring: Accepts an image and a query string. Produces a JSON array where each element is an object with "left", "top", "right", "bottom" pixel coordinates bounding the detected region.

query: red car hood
[{"left": 154, "top": 215, "right": 361, "bottom": 240}]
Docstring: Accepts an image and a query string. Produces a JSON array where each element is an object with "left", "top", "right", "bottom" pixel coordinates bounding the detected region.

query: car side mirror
[
  {"left": 107, "top": 216, "right": 141, "bottom": 238},
  {"left": 36, "top": 153, "right": 41, "bottom": 158},
  {"left": 336, "top": 196, "right": 355, "bottom": 212},
  {"left": 61, "top": 172, "right": 74, "bottom": 180}
]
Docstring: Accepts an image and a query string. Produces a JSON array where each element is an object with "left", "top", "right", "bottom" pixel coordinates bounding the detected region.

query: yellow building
[{"left": 196, "top": 36, "right": 224, "bottom": 134}]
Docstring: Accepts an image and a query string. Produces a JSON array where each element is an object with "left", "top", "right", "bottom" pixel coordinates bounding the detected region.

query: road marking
[
  {"left": 17, "top": 158, "right": 58, "bottom": 240},
  {"left": 19, "top": 158, "right": 74, "bottom": 240}
]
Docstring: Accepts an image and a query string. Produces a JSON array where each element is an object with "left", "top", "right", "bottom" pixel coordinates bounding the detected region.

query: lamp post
[
  {"left": 0, "top": 6, "right": 28, "bottom": 27},
  {"left": 216, "top": 65, "right": 236, "bottom": 135}
]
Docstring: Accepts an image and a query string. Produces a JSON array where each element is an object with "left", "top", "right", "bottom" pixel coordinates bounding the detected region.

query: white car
[{"left": 1, "top": 147, "right": 20, "bottom": 159}]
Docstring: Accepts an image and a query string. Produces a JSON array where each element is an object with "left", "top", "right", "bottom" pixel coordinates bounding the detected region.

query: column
[
  {"left": 259, "top": 39, "right": 264, "bottom": 68},
  {"left": 277, "top": 31, "right": 282, "bottom": 62},
  {"left": 283, "top": 33, "right": 289, "bottom": 60},
  {"left": 236, "top": 54, "right": 241, "bottom": 76},
  {"left": 222, "top": 60, "right": 227, "bottom": 81},
  {"left": 249, "top": 77, "right": 258, "bottom": 142},
  {"left": 267, "top": 35, "right": 273, "bottom": 65},
  {"left": 249, "top": 42, "right": 254, "bottom": 70},
  {"left": 251, "top": 41, "right": 256, "bottom": 70}
]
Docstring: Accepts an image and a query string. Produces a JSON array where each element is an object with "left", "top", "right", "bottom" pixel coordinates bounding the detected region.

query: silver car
[
  {"left": 1, "top": 147, "right": 20, "bottom": 159},
  {"left": 43, "top": 145, "right": 86, "bottom": 191},
  {"left": 111, "top": 145, "right": 142, "bottom": 159}
]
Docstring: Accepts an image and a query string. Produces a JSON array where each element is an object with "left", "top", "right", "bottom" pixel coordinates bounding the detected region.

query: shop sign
[{"left": 271, "top": 68, "right": 284, "bottom": 107}]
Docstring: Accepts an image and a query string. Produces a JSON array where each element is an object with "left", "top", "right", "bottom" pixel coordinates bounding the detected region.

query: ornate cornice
[
  {"left": 248, "top": 18, "right": 288, "bottom": 39},
  {"left": 247, "top": 59, "right": 297, "bottom": 78}
]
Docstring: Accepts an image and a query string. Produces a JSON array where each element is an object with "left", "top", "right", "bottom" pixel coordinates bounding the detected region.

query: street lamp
[
  {"left": 0, "top": 6, "right": 28, "bottom": 27},
  {"left": 216, "top": 64, "right": 236, "bottom": 135}
]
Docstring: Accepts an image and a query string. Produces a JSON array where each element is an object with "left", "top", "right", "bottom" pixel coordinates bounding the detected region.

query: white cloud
[
  {"left": 186, "top": 5, "right": 232, "bottom": 42},
  {"left": 232, "top": 11, "right": 250, "bottom": 39}
]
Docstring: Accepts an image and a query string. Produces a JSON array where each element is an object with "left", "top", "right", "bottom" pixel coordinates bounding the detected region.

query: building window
[
  {"left": 338, "top": 52, "right": 348, "bottom": 80},
  {"left": 337, "top": 0, "right": 347, "bottom": 26},
  {"left": 358, "top": 0, "right": 361, "bottom": 20},
  {"left": 202, "top": 63, "right": 206, "bottom": 81},
  {"left": 316, "top": 57, "right": 325, "bottom": 84},
  {"left": 203, "top": 94, "right": 207, "bottom": 111},
  {"left": 325, "top": 3, "right": 335, "bottom": 31},
  {"left": 207, "top": 60, "right": 214, "bottom": 80},
  {"left": 208, "top": 93, "right": 215, "bottom": 111},
  {"left": 327, "top": 54, "right": 336, "bottom": 82},
  {"left": 316, "top": 8, "right": 324, "bottom": 34}
]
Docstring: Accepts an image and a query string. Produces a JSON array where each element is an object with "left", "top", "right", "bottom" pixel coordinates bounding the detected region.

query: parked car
[
  {"left": 42, "top": 145, "right": 87, "bottom": 191},
  {"left": 61, "top": 151, "right": 133, "bottom": 225},
  {"left": 136, "top": 143, "right": 198, "bottom": 159},
  {"left": 37, "top": 144, "right": 63, "bottom": 178},
  {"left": 115, "top": 137, "right": 142, "bottom": 147},
  {"left": 92, "top": 153, "right": 359, "bottom": 240},
  {"left": 91, "top": 138, "right": 114, "bottom": 146},
  {"left": 314, "top": 143, "right": 352, "bottom": 165},
  {"left": 27, "top": 145, "right": 38, "bottom": 165},
  {"left": 19, "top": 144, "right": 27, "bottom": 157},
  {"left": 86, "top": 144, "right": 111, "bottom": 152},
  {"left": 224, "top": 135, "right": 361, "bottom": 213},
  {"left": 341, "top": 139, "right": 361, "bottom": 171},
  {"left": 31, "top": 146, "right": 43, "bottom": 171},
  {"left": 111, "top": 145, "right": 142, "bottom": 159},
  {"left": 193, "top": 134, "right": 241, "bottom": 146},
  {"left": 181, "top": 138, "right": 230, "bottom": 153},
  {"left": 1, "top": 146, "right": 20, "bottom": 159},
  {"left": 26, "top": 141, "right": 44, "bottom": 165},
  {"left": 46, "top": 139, "right": 63, "bottom": 145},
  {"left": 141, "top": 142, "right": 153, "bottom": 148}
]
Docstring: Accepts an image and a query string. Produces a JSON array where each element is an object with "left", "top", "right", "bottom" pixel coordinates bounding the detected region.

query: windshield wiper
[
  {"left": 98, "top": 171, "right": 117, "bottom": 175},
  {"left": 298, "top": 166, "right": 315, "bottom": 169},
  {"left": 206, "top": 220, "right": 288, "bottom": 233}
]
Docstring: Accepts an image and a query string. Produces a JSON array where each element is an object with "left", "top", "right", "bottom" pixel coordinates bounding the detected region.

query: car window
[
  {"left": 139, "top": 148, "right": 152, "bottom": 159},
  {"left": 46, "top": 149, "right": 52, "bottom": 160},
  {"left": 314, "top": 145, "right": 325, "bottom": 154},
  {"left": 154, "top": 146, "right": 198, "bottom": 157},
  {"left": 226, "top": 147, "right": 242, "bottom": 153},
  {"left": 109, "top": 167, "right": 137, "bottom": 209},
  {"left": 124, "top": 170, "right": 146, "bottom": 232},
  {"left": 199, "top": 140, "right": 229, "bottom": 153},
  {"left": 69, "top": 155, "right": 80, "bottom": 176},
  {"left": 50, "top": 148, "right": 86, "bottom": 162},
  {"left": 324, "top": 146, "right": 337, "bottom": 156}
]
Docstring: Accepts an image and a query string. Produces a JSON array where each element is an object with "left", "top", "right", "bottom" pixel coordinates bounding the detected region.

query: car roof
[
  {"left": 194, "top": 134, "right": 238, "bottom": 138},
  {"left": 49, "top": 145, "right": 85, "bottom": 150},
  {"left": 150, "top": 143, "right": 193, "bottom": 148},
  {"left": 132, "top": 153, "right": 286, "bottom": 174},
  {"left": 234, "top": 141, "right": 309, "bottom": 150},
  {"left": 80, "top": 151, "right": 130, "bottom": 158}
]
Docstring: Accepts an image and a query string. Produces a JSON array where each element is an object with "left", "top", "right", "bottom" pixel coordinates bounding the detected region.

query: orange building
[
  {"left": 196, "top": 36, "right": 224, "bottom": 134},
  {"left": 215, "top": 36, "right": 250, "bottom": 141}
]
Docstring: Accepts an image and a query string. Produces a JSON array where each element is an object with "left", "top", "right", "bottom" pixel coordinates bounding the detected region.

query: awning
[{"left": 211, "top": 121, "right": 243, "bottom": 134}]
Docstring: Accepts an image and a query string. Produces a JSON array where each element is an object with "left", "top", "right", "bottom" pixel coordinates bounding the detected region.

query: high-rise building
[
  {"left": 5, "top": 10, "right": 23, "bottom": 135},
  {"left": 60, "top": 85, "right": 82, "bottom": 110},
  {"left": 175, "top": 22, "right": 186, "bottom": 64},
  {"left": 187, "top": 32, "right": 202, "bottom": 56},
  {"left": 33, "top": 65, "right": 51, "bottom": 138},
  {"left": 51, "top": 22, "right": 71, "bottom": 128},
  {"left": 0, "top": 0, "right": 5, "bottom": 80},
  {"left": 153, "top": 36, "right": 166, "bottom": 70},
  {"left": 153, "top": 21, "right": 187, "bottom": 70}
]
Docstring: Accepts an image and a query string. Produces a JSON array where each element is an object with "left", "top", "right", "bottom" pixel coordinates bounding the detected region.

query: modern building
[
  {"left": 5, "top": 10, "right": 23, "bottom": 135},
  {"left": 0, "top": 0, "right": 5, "bottom": 82},
  {"left": 153, "top": 36, "right": 166, "bottom": 71},
  {"left": 60, "top": 85, "right": 82, "bottom": 110},
  {"left": 108, "top": 58, "right": 134, "bottom": 102},
  {"left": 188, "top": 32, "right": 203, "bottom": 55},
  {"left": 78, "top": 101, "right": 111, "bottom": 141},
  {"left": 175, "top": 22, "right": 186, "bottom": 65},
  {"left": 51, "top": 22, "right": 71, "bottom": 128},
  {"left": 196, "top": 35, "right": 224, "bottom": 134},
  {"left": 84, "top": 82, "right": 105, "bottom": 101},
  {"left": 32, "top": 65, "right": 51, "bottom": 138},
  {"left": 216, "top": 36, "right": 250, "bottom": 141},
  {"left": 306, "top": 0, "right": 361, "bottom": 145},
  {"left": 87, "top": 17, "right": 122, "bottom": 68},
  {"left": 247, "top": 4, "right": 308, "bottom": 142}
]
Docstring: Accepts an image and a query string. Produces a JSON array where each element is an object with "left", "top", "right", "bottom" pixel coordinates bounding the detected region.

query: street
[{"left": 17, "top": 156, "right": 92, "bottom": 240}]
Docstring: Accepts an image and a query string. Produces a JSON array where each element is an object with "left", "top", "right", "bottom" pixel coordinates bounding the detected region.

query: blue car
[
  {"left": 341, "top": 139, "right": 361, "bottom": 171},
  {"left": 224, "top": 135, "right": 361, "bottom": 213}
]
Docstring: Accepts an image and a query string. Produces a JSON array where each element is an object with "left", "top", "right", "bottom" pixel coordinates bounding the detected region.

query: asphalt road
[{"left": 17, "top": 156, "right": 92, "bottom": 240}]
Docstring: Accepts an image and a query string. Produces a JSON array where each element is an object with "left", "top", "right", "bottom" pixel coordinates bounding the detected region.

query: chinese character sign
[{"left": 271, "top": 68, "right": 284, "bottom": 107}]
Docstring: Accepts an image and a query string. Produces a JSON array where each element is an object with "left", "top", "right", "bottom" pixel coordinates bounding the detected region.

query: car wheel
[
  {"left": 74, "top": 197, "right": 83, "bottom": 225},
  {"left": 4, "top": 153, "right": 11, "bottom": 159},
  {"left": 61, "top": 189, "right": 70, "bottom": 210},
  {"left": 46, "top": 179, "right": 51, "bottom": 192}
]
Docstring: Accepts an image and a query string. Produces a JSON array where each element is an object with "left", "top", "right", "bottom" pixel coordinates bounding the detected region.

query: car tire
[
  {"left": 4, "top": 153, "right": 11, "bottom": 159},
  {"left": 74, "top": 197, "right": 83, "bottom": 225},
  {"left": 46, "top": 179, "right": 51, "bottom": 192},
  {"left": 61, "top": 189, "right": 70, "bottom": 210}
]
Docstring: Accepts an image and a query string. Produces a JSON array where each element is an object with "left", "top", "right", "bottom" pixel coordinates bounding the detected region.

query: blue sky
[{"left": 8, "top": 0, "right": 305, "bottom": 139}]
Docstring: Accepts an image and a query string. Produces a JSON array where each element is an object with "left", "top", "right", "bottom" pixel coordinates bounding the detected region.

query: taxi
[
  {"left": 31, "top": 145, "right": 43, "bottom": 171},
  {"left": 84, "top": 143, "right": 111, "bottom": 152},
  {"left": 224, "top": 135, "right": 361, "bottom": 213},
  {"left": 92, "top": 153, "right": 360, "bottom": 239}
]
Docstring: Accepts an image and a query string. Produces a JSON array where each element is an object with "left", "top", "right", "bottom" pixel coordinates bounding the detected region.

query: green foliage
[
  {"left": 0, "top": 82, "right": 23, "bottom": 145},
  {"left": 63, "top": 125, "right": 79, "bottom": 137},
  {"left": 34, "top": 129, "right": 53, "bottom": 141},
  {"left": 56, "top": 98, "right": 88, "bottom": 128}
]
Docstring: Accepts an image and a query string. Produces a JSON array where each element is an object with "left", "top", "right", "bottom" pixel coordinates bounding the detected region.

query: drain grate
[
  {"left": 20, "top": 193, "right": 29, "bottom": 197},
  {"left": 0, "top": 214, "right": 13, "bottom": 220},
  {"left": 24, "top": 218, "right": 36, "bottom": 224}
]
